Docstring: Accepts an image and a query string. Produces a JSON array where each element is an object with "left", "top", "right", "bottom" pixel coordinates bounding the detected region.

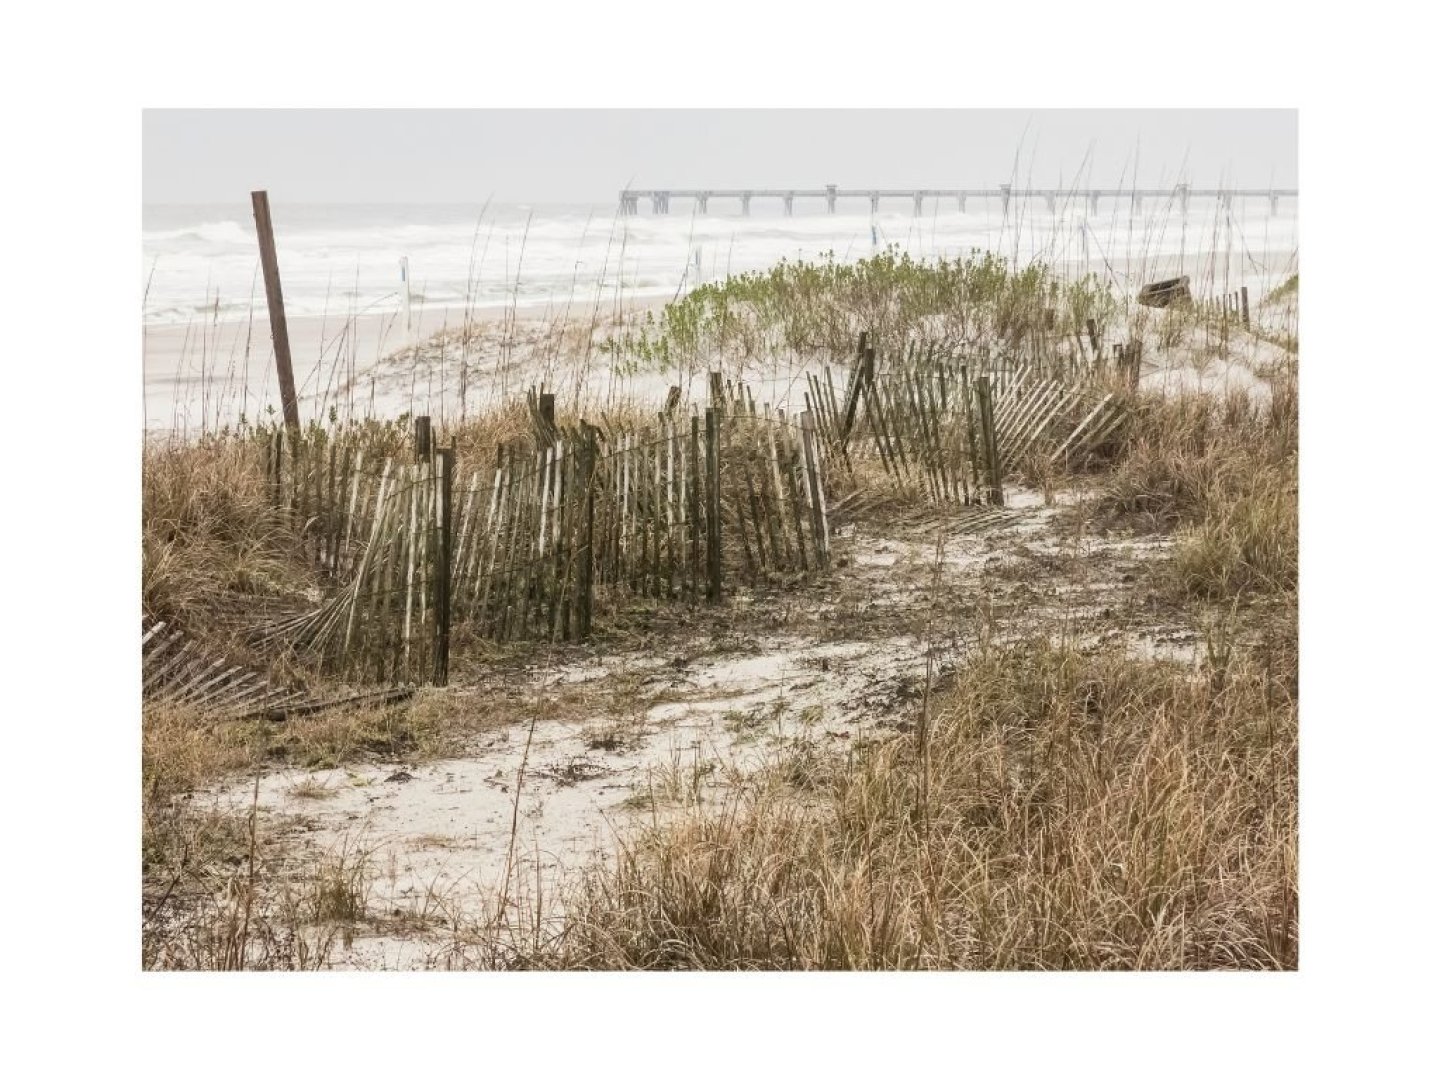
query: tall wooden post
[
  {"left": 414, "top": 415, "right": 432, "bottom": 460},
  {"left": 578, "top": 425, "right": 596, "bottom": 638},
  {"left": 975, "top": 375, "right": 1003, "bottom": 507},
  {"left": 689, "top": 415, "right": 702, "bottom": 603},
  {"left": 1241, "top": 286, "right": 1250, "bottom": 328},
  {"left": 800, "top": 412, "right": 828, "bottom": 569},
  {"left": 250, "top": 191, "right": 301, "bottom": 432},
  {"left": 960, "top": 364, "right": 981, "bottom": 504},
  {"left": 433, "top": 445, "right": 454, "bottom": 686},
  {"left": 705, "top": 407, "right": 722, "bottom": 602}
]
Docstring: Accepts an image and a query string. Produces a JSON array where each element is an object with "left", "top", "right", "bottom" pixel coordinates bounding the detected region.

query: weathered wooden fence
[
  {"left": 250, "top": 383, "right": 833, "bottom": 685},
  {"left": 1200, "top": 286, "right": 1251, "bottom": 327},
  {"left": 806, "top": 334, "right": 1131, "bottom": 508},
  {"left": 257, "top": 420, "right": 413, "bottom": 582},
  {"left": 253, "top": 426, "right": 455, "bottom": 685},
  {"left": 238, "top": 331, "right": 1129, "bottom": 687},
  {"left": 143, "top": 615, "right": 416, "bottom": 721},
  {"left": 445, "top": 400, "right": 829, "bottom": 643}
]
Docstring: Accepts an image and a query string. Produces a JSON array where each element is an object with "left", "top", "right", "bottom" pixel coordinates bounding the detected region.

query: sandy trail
[{"left": 193, "top": 485, "right": 1197, "bottom": 969}]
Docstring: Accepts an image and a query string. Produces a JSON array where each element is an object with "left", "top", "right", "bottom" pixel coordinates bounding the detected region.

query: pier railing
[{"left": 619, "top": 184, "right": 1298, "bottom": 216}]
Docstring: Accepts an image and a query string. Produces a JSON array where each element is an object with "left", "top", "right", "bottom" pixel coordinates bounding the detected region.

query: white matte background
[{"left": 2, "top": 2, "right": 1433, "bottom": 1076}]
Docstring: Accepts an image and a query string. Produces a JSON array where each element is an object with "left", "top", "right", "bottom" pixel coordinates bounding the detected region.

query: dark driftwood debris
[{"left": 1137, "top": 276, "right": 1192, "bottom": 309}]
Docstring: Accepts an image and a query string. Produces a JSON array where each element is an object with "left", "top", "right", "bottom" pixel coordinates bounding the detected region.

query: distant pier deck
[{"left": 619, "top": 185, "right": 1298, "bottom": 217}]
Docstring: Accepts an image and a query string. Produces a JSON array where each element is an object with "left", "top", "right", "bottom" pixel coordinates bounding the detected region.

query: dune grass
[
  {"left": 545, "top": 629, "right": 1295, "bottom": 970},
  {"left": 1096, "top": 368, "right": 1297, "bottom": 601},
  {"left": 142, "top": 435, "right": 303, "bottom": 628}
]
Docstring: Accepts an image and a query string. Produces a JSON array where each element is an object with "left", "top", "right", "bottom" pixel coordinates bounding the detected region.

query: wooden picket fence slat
[{"left": 142, "top": 615, "right": 310, "bottom": 719}]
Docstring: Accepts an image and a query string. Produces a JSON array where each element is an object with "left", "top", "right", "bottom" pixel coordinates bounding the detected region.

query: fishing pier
[{"left": 619, "top": 185, "right": 1298, "bottom": 216}]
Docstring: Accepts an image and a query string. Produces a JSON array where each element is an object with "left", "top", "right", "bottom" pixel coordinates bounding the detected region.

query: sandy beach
[{"left": 142, "top": 295, "right": 674, "bottom": 433}]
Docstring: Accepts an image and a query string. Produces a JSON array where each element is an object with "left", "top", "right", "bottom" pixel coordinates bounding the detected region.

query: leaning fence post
[
  {"left": 705, "top": 407, "right": 722, "bottom": 601},
  {"left": 270, "top": 427, "right": 283, "bottom": 507},
  {"left": 250, "top": 190, "right": 301, "bottom": 433},
  {"left": 838, "top": 332, "right": 873, "bottom": 450}
]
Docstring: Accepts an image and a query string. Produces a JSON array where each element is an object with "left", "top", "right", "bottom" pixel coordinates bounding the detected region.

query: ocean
[{"left": 142, "top": 197, "right": 1298, "bottom": 328}]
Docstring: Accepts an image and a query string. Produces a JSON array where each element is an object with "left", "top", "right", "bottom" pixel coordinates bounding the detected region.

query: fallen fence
[
  {"left": 143, "top": 615, "right": 416, "bottom": 720},
  {"left": 143, "top": 616, "right": 309, "bottom": 719}
]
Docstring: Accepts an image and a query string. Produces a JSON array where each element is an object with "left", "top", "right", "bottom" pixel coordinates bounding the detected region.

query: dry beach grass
[{"left": 540, "top": 372, "right": 1298, "bottom": 971}]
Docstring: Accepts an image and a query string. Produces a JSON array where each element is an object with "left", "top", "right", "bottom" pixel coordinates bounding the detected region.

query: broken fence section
[
  {"left": 143, "top": 616, "right": 310, "bottom": 720},
  {"left": 808, "top": 334, "right": 1132, "bottom": 507}
]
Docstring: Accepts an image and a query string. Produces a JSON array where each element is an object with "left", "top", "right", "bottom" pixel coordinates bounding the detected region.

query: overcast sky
[{"left": 143, "top": 109, "right": 1297, "bottom": 204}]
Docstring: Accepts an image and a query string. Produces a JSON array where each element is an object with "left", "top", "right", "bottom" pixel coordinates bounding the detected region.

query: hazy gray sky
[{"left": 143, "top": 109, "right": 1297, "bottom": 204}]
